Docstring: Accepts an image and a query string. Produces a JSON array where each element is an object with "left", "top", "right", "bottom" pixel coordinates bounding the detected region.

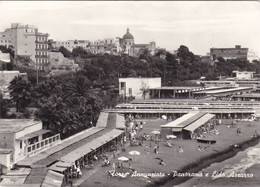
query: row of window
[
  {"left": 36, "top": 58, "right": 48, "bottom": 64},
  {"left": 0, "top": 40, "right": 11, "bottom": 43},
  {"left": 36, "top": 51, "right": 48, "bottom": 56},
  {"left": 36, "top": 44, "right": 48, "bottom": 49},
  {"left": 36, "top": 36, "right": 47, "bottom": 42},
  {"left": 213, "top": 50, "right": 247, "bottom": 54},
  {"left": 34, "top": 66, "right": 45, "bottom": 70}
]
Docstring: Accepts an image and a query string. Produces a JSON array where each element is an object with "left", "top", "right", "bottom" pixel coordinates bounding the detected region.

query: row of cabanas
[{"left": 160, "top": 112, "right": 215, "bottom": 139}]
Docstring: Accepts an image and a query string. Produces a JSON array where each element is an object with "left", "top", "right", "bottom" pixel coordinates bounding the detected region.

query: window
[{"left": 20, "top": 141, "right": 22, "bottom": 149}]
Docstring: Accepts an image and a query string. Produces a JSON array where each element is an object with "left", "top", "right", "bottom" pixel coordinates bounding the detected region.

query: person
[
  {"left": 113, "top": 150, "right": 116, "bottom": 158},
  {"left": 178, "top": 146, "right": 184, "bottom": 153},
  {"left": 129, "top": 163, "right": 132, "bottom": 170},
  {"left": 112, "top": 163, "right": 116, "bottom": 171},
  {"left": 140, "top": 123, "right": 143, "bottom": 131},
  {"left": 198, "top": 146, "right": 202, "bottom": 151},
  {"left": 76, "top": 167, "right": 82, "bottom": 178},
  {"left": 124, "top": 135, "right": 127, "bottom": 143},
  {"left": 93, "top": 154, "right": 98, "bottom": 161},
  {"left": 159, "top": 159, "right": 166, "bottom": 165}
]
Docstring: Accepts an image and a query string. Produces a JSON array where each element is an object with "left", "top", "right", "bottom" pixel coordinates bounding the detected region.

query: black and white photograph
[{"left": 0, "top": 1, "right": 260, "bottom": 187}]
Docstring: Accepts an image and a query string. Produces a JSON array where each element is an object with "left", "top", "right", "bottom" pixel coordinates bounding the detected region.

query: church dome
[{"left": 123, "top": 28, "right": 134, "bottom": 40}]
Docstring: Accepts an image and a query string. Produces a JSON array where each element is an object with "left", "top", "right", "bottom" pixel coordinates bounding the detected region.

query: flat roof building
[
  {"left": 210, "top": 45, "right": 248, "bottom": 60},
  {"left": 0, "top": 119, "right": 60, "bottom": 170}
]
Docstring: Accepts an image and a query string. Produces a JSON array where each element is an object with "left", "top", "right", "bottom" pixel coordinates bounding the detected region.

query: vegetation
[{"left": 3, "top": 44, "right": 260, "bottom": 139}]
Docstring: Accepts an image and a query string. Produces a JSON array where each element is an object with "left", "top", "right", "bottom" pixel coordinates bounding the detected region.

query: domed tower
[{"left": 122, "top": 28, "right": 134, "bottom": 54}]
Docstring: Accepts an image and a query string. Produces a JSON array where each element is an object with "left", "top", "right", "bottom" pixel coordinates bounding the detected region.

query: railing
[
  {"left": 35, "top": 48, "right": 49, "bottom": 51},
  {"left": 35, "top": 55, "right": 49, "bottom": 58},
  {"left": 26, "top": 134, "right": 60, "bottom": 156}
]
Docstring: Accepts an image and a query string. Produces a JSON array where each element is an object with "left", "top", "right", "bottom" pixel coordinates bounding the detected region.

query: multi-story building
[
  {"left": 210, "top": 45, "right": 248, "bottom": 60},
  {"left": 0, "top": 23, "right": 49, "bottom": 71}
]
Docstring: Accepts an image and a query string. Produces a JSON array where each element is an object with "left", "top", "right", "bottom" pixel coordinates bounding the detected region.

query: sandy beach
[{"left": 79, "top": 119, "right": 260, "bottom": 187}]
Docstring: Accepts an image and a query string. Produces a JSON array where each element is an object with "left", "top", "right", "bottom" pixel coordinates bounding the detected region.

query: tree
[
  {"left": 8, "top": 76, "right": 32, "bottom": 112},
  {"left": 59, "top": 46, "right": 71, "bottom": 58},
  {"left": 63, "top": 76, "right": 93, "bottom": 99},
  {"left": 72, "top": 47, "right": 88, "bottom": 58},
  {"left": 0, "top": 93, "right": 8, "bottom": 118},
  {"left": 140, "top": 81, "right": 149, "bottom": 100}
]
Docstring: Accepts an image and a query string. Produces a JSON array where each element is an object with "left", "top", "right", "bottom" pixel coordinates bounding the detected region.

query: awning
[
  {"left": 96, "top": 112, "right": 109, "bottom": 128},
  {"left": 60, "top": 129, "right": 124, "bottom": 163},
  {"left": 172, "top": 128, "right": 182, "bottom": 132},
  {"left": 183, "top": 114, "right": 215, "bottom": 133},
  {"left": 41, "top": 170, "right": 64, "bottom": 187},
  {"left": 49, "top": 161, "right": 71, "bottom": 173},
  {"left": 116, "top": 114, "right": 125, "bottom": 129},
  {"left": 16, "top": 129, "right": 51, "bottom": 141}
]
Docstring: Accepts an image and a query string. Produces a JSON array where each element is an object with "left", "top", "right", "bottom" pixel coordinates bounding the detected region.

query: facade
[
  {"left": 53, "top": 40, "right": 90, "bottom": 52},
  {"left": 232, "top": 71, "right": 254, "bottom": 80},
  {"left": 51, "top": 28, "right": 156, "bottom": 56},
  {"left": 119, "top": 77, "right": 161, "bottom": 99},
  {"left": 210, "top": 45, "right": 248, "bottom": 60},
  {"left": 0, "top": 119, "right": 60, "bottom": 170},
  {"left": 0, "top": 23, "right": 49, "bottom": 71}
]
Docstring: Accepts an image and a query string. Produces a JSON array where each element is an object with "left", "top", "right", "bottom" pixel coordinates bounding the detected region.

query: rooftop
[{"left": 0, "top": 119, "right": 41, "bottom": 133}]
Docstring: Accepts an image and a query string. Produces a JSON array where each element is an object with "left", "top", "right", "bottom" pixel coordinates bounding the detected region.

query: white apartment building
[{"left": 0, "top": 23, "right": 49, "bottom": 71}]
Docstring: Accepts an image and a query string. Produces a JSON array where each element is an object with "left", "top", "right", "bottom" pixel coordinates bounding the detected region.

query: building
[
  {"left": 119, "top": 77, "right": 161, "bottom": 99},
  {"left": 0, "top": 119, "right": 60, "bottom": 170},
  {"left": 0, "top": 23, "right": 49, "bottom": 71},
  {"left": 0, "top": 70, "right": 27, "bottom": 99},
  {"left": 210, "top": 45, "right": 248, "bottom": 60},
  {"left": 52, "top": 40, "right": 91, "bottom": 52},
  {"left": 119, "top": 28, "right": 156, "bottom": 56},
  {"left": 232, "top": 71, "right": 255, "bottom": 80}
]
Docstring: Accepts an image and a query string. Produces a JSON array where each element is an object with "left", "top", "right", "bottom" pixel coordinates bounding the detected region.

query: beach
[{"left": 79, "top": 119, "right": 260, "bottom": 187}]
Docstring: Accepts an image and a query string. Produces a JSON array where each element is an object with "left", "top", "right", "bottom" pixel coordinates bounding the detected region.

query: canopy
[
  {"left": 117, "top": 157, "right": 129, "bottom": 162},
  {"left": 151, "top": 130, "right": 160, "bottom": 135},
  {"left": 41, "top": 170, "right": 64, "bottom": 187},
  {"left": 60, "top": 129, "right": 124, "bottom": 163},
  {"left": 166, "top": 135, "right": 177, "bottom": 139},
  {"left": 49, "top": 161, "right": 72, "bottom": 173},
  {"left": 183, "top": 113, "right": 215, "bottom": 132},
  {"left": 171, "top": 128, "right": 182, "bottom": 132},
  {"left": 161, "top": 112, "right": 201, "bottom": 128},
  {"left": 95, "top": 112, "right": 109, "bottom": 128},
  {"left": 129, "top": 151, "right": 140, "bottom": 156}
]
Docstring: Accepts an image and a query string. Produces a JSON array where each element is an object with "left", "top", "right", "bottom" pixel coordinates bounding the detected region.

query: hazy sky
[{"left": 0, "top": 1, "right": 260, "bottom": 56}]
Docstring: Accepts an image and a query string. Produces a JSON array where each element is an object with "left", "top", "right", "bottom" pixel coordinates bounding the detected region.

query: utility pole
[{"left": 36, "top": 66, "right": 39, "bottom": 84}]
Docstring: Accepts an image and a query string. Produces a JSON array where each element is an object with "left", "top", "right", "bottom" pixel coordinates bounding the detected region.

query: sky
[{"left": 0, "top": 1, "right": 260, "bottom": 57}]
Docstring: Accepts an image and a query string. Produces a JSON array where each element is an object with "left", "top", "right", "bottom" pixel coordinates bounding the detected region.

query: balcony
[
  {"left": 35, "top": 48, "right": 49, "bottom": 51},
  {"left": 35, "top": 40, "right": 48, "bottom": 44},
  {"left": 26, "top": 134, "right": 60, "bottom": 157}
]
